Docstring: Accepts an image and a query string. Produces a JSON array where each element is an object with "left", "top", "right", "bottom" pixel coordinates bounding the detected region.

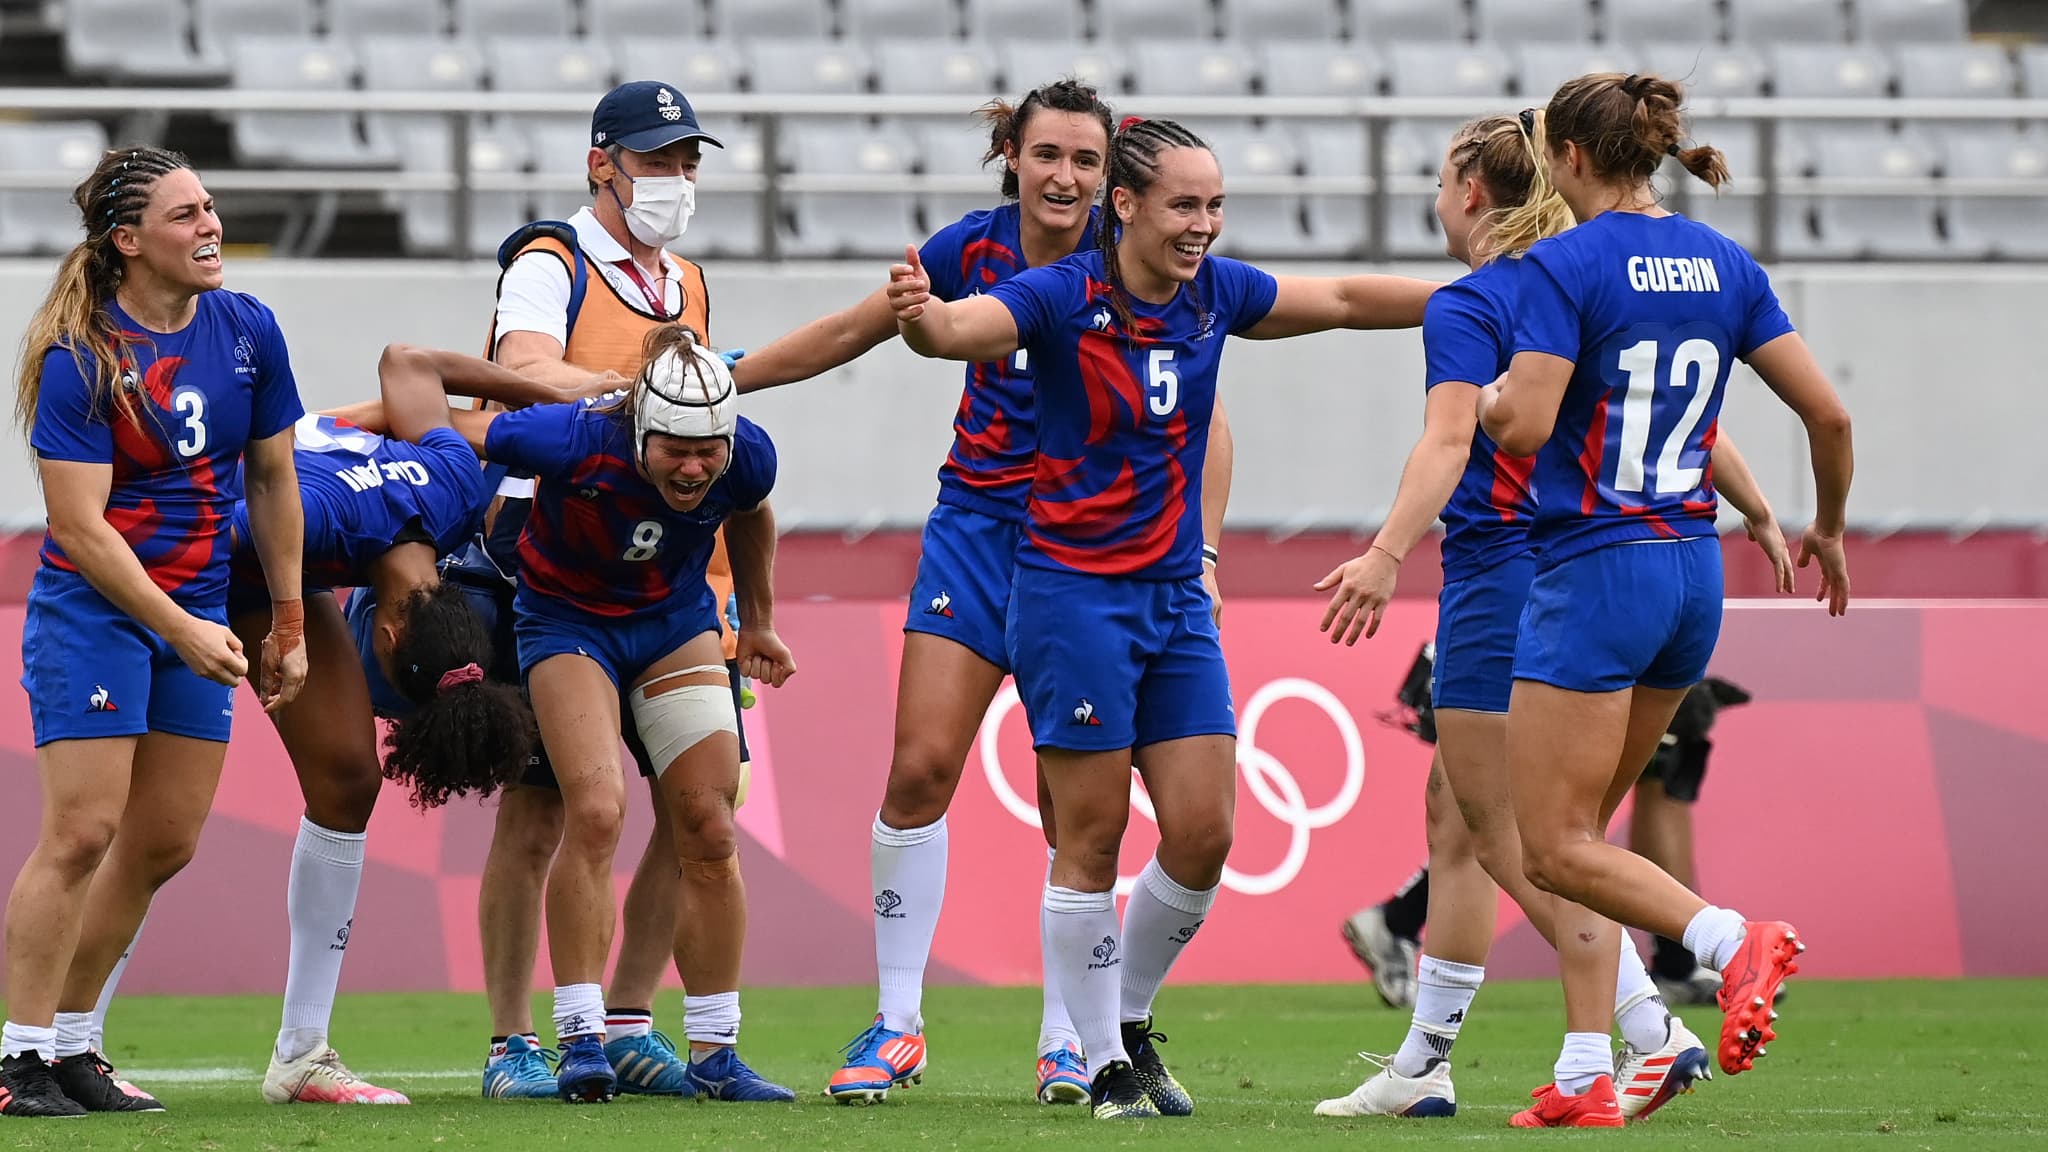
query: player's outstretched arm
[
  {"left": 1745, "top": 332, "right": 1854, "bottom": 615},
  {"left": 1316, "top": 381, "right": 1477, "bottom": 646},
  {"left": 1477, "top": 351, "right": 1572, "bottom": 457},
  {"left": 1710, "top": 432, "right": 1795, "bottom": 595},
  {"left": 731, "top": 286, "right": 898, "bottom": 394},
  {"left": 888, "top": 245, "right": 1021, "bottom": 362},
  {"left": 380, "top": 343, "right": 619, "bottom": 443},
  {"left": 1241, "top": 274, "right": 1440, "bottom": 340},
  {"left": 728, "top": 498, "right": 795, "bottom": 689}
]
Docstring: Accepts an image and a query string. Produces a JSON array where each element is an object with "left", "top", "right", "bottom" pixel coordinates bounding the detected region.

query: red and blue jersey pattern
[
  {"left": 919, "top": 203, "right": 1098, "bottom": 522},
  {"left": 30, "top": 291, "right": 304, "bottom": 608},
  {"left": 482, "top": 399, "right": 775, "bottom": 619},
  {"left": 987, "top": 250, "right": 1277, "bottom": 580},
  {"left": 1423, "top": 256, "right": 1537, "bottom": 582},
  {"left": 1514, "top": 212, "right": 1794, "bottom": 568},
  {"left": 230, "top": 415, "right": 490, "bottom": 592}
]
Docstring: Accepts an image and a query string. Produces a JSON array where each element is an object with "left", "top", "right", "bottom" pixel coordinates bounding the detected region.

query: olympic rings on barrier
[{"left": 974, "top": 677, "right": 1366, "bottom": 896}]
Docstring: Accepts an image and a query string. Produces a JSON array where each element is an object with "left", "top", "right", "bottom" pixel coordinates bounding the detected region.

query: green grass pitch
[{"left": 4, "top": 980, "right": 2041, "bottom": 1149}]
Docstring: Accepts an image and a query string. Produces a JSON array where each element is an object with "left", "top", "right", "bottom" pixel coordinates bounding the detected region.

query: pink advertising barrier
[{"left": 0, "top": 598, "right": 2041, "bottom": 995}]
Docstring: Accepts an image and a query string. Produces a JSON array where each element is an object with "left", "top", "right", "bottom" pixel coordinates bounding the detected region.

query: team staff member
[{"left": 4, "top": 148, "right": 307, "bottom": 1118}]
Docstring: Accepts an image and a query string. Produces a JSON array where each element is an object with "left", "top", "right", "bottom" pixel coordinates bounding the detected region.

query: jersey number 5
[
  {"left": 623, "top": 520, "right": 664, "bottom": 562},
  {"left": 1146, "top": 349, "right": 1179, "bottom": 417},
  {"left": 171, "top": 387, "right": 208, "bottom": 459},
  {"left": 1614, "top": 338, "right": 1720, "bottom": 495}
]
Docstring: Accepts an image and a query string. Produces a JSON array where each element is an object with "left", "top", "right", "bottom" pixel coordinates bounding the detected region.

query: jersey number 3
[
  {"left": 1614, "top": 338, "right": 1719, "bottom": 495},
  {"left": 171, "top": 387, "right": 208, "bottom": 459},
  {"left": 623, "top": 520, "right": 664, "bottom": 562}
]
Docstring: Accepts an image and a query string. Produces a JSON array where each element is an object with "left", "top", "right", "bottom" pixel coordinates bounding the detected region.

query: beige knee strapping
[{"left": 629, "top": 666, "right": 737, "bottom": 779}]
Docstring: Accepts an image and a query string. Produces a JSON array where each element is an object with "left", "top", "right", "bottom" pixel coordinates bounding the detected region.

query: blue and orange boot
[{"left": 827, "top": 1017, "right": 927, "bottom": 1105}]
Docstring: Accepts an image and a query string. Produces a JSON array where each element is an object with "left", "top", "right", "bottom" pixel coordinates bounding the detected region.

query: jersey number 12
[{"left": 1614, "top": 338, "right": 1720, "bottom": 496}]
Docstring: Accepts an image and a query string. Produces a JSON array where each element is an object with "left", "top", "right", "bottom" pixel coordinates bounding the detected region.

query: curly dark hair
[{"left": 381, "top": 582, "right": 536, "bottom": 809}]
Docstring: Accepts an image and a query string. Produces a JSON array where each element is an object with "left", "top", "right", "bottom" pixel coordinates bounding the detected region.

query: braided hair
[
  {"left": 1094, "top": 117, "right": 1209, "bottom": 336},
  {"left": 13, "top": 147, "right": 196, "bottom": 436}
]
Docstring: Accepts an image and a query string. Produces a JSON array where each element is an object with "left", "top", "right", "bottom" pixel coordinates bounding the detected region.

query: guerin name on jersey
[
  {"left": 335, "top": 459, "right": 432, "bottom": 493},
  {"left": 1627, "top": 255, "right": 1721, "bottom": 294}
]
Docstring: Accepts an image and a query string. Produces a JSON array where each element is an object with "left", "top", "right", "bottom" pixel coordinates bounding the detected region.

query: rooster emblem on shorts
[
  {"left": 925, "top": 591, "right": 953, "bottom": 617},
  {"left": 1072, "top": 699, "right": 1100, "bottom": 726},
  {"left": 87, "top": 684, "right": 117, "bottom": 713}
]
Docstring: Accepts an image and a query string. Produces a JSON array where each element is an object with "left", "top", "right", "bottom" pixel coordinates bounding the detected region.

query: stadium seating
[
  {"left": 779, "top": 123, "right": 920, "bottom": 257},
  {"left": 1220, "top": 0, "right": 1344, "bottom": 44},
  {"left": 1608, "top": 0, "right": 1719, "bottom": 45},
  {"left": 327, "top": 0, "right": 445, "bottom": 40},
  {"left": 586, "top": 0, "right": 703, "bottom": 40},
  {"left": 1476, "top": 0, "right": 1596, "bottom": 46},
  {"left": 1727, "top": 0, "right": 1850, "bottom": 45},
  {"left": 0, "top": 121, "right": 111, "bottom": 256},
  {"left": 65, "top": 0, "right": 222, "bottom": 82},
  {"left": 229, "top": 37, "right": 398, "bottom": 169},
  {"left": 966, "top": 0, "right": 1082, "bottom": 43},
  {"left": 1854, "top": 0, "right": 1969, "bottom": 44},
  {"left": 693, "top": 120, "right": 768, "bottom": 258},
  {"left": 193, "top": 0, "right": 315, "bottom": 76},
  {"left": 1944, "top": 130, "right": 2048, "bottom": 258},
  {"left": 1257, "top": 42, "right": 1383, "bottom": 98},
  {"left": 1355, "top": 0, "right": 1466, "bottom": 43},
  {"left": 710, "top": 0, "right": 829, "bottom": 41},
  {"left": 1097, "top": 0, "right": 1213, "bottom": 42},
  {"left": 616, "top": 38, "right": 740, "bottom": 93},
  {"left": 27, "top": 0, "right": 2048, "bottom": 261},
  {"left": 843, "top": 0, "right": 961, "bottom": 41}
]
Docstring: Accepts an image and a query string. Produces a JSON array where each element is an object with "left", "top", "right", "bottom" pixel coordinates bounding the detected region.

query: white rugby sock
[
  {"left": 53, "top": 1012, "right": 93, "bottom": 1059},
  {"left": 1, "top": 1022, "right": 56, "bottom": 1061},
  {"left": 683, "top": 992, "right": 741, "bottom": 1048},
  {"left": 277, "top": 818, "right": 365, "bottom": 1063},
  {"left": 605, "top": 1008, "right": 652, "bottom": 1043},
  {"left": 1554, "top": 1031, "right": 1614, "bottom": 1096},
  {"left": 1614, "top": 932, "right": 1671, "bottom": 1052},
  {"left": 871, "top": 814, "right": 947, "bottom": 1034},
  {"left": 1682, "top": 906, "right": 1748, "bottom": 973},
  {"left": 1116, "top": 856, "right": 1216, "bottom": 1025},
  {"left": 1393, "top": 955, "right": 1485, "bottom": 1077},
  {"left": 90, "top": 915, "right": 143, "bottom": 1053},
  {"left": 553, "top": 984, "right": 606, "bottom": 1043},
  {"left": 1043, "top": 885, "right": 1126, "bottom": 1079},
  {"left": 1037, "top": 849, "right": 1081, "bottom": 1056}
]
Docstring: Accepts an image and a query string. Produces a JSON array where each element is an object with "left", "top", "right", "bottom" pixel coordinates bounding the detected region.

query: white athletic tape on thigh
[
  {"left": 495, "top": 475, "right": 537, "bottom": 499},
  {"left": 629, "top": 666, "right": 736, "bottom": 777}
]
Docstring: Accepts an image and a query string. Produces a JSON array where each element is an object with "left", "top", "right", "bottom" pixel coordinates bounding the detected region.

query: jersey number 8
[
  {"left": 1614, "top": 337, "right": 1720, "bottom": 496},
  {"left": 623, "top": 520, "right": 664, "bottom": 562}
]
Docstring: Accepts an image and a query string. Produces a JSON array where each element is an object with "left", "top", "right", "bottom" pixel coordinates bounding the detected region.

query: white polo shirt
[{"left": 492, "top": 207, "right": 687, "bottom": 350}]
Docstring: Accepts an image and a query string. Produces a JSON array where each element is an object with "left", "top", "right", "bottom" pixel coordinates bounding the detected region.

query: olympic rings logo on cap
[{"left": 974, "top": 677, "right": 1366, "bottom": 897}]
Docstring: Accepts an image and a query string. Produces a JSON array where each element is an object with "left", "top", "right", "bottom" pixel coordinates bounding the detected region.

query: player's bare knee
[
  {"left": 306, "top": 759, "right": 381, "bottom": 834},
  {"left": 670, "top": 788, "right": 738, "bottom": 861},
  {"left": 880, "top": 745, "right": 962, "bottom": 827},
  {"left": 44, "top": 813, "right": 121, "bottom": 878},
  {"left": 678, "top": 851, "right": 740, "bottom": 886},
  {"left": 1520, "top": 838, "right": 1583, "bottom": 897},
  {"left": 559, "top": 790, "right": 626, "bottom": 855}
]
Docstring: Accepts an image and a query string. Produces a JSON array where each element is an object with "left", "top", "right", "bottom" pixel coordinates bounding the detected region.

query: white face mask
[{"left": 616, "top": 173, "right": 695, "bottom": 248}]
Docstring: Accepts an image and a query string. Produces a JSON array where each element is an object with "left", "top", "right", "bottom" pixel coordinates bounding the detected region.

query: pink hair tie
[{"left": 437, "top": 663, "right": 485, "bottom": 695}]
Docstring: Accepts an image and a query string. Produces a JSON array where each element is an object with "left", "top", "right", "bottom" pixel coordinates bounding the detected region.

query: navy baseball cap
[{"left": 591, "top": 80, "right": 723, "bottom": 153}]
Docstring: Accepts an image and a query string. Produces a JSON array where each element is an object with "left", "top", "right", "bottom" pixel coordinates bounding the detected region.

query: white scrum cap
[{"left": 634, "top": 336, "right": 737, "bottom": 472}]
